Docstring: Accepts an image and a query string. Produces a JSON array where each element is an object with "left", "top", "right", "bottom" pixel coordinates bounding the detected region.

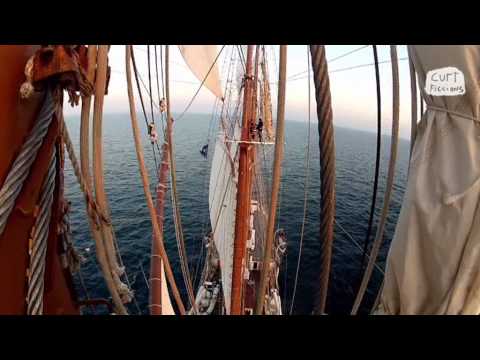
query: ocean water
[{"left": 63, "top": 113, "right": 409, "bottom": 315}]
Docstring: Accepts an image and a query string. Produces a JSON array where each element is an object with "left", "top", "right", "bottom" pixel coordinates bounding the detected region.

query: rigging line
[
  {"left": 287, "top": 57, "right": 409, "bottom": 82},
  {"left": 165, "top": 46, "right": 197, "bottom": 313},
  {"left": 154, "top": 45, "right": 166, "bottom": 137},
  {"left": 288, "top": 45, "right": 370, "bottom": 80},
  {"left": 289, "top": 46, "right": 312, "bottom": 315},
  {"left": 359, "top": 45, "right": 382, "bottom": 273},
  {"left": 147, "top": 46, "right": 155, "bottom": 125},
  {"left": 351, "top": 45, "right": 400, "bottom": 315},
  {"left": 175, "top": 45, "right": 226, "bottom": 122},
  {"left": 77, "top": 266, "right": 97, "bottom": 314},
  {"left": 126, "top": 44, "right": 187, "bottom": 315},
  {"left": 133, "top": 46, "right": 190, "bottom": 70},
  {"left": 193, "top": 46, "right": 234, "bottom": 288},
  {"left": 236, "top": 45, "right": 246, "bottom": 72},
  {"left": 131, "top": 47, "right": 161, "bottom": 176},
  {"left": 334, "top": 219, "right": 384, "bottom": 275},
  {"left": 206, "top": 50, "right": 241, "bottom": 215}
]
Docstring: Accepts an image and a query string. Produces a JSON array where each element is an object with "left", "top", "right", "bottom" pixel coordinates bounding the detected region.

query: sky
[{"left": 64, "top": 45, "right": 413, "bottom": 140}]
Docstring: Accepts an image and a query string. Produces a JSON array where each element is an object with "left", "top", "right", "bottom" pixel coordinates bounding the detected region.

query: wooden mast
[
  {"left": 254, "top": 45, "right": 287, "bottom": 314},
  {"left": 230, "top": 45, "right": 256, "bottom": 315}
]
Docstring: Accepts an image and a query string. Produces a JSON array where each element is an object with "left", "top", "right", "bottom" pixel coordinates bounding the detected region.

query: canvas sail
[
  {"left": 377, "top": 45, "right": 480, "bottom": 314},
  {"left": 208, "top": 123, "right": 241, "bottom": 315},
  {"left": 161, "top": 261, "right": 175, "bottom": 315},
  {"left": 178, "top": 45, "right": 223, "bottom": 99}
]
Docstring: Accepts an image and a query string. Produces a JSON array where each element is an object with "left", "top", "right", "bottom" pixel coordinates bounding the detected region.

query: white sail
[
  {"left": 208, "top": 123, "right": 241, "bottom": 315},
  {"left": 378, "top": 45, "right": 480, "bottom": 315},
  {"left": 178, "top": 45, "right": 223, "bottom": 99},
  {"left": 161, "top": 261, "right": 175, "bottom": 315}
]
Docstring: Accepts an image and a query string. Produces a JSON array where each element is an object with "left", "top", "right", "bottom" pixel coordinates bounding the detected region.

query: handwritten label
[{"left": 425, "top": 67, "right": 465, "bottom": 96}]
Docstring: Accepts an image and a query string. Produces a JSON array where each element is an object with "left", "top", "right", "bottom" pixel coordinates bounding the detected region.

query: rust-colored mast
[{"left": 230, "top": 45, "right": 256, "bottom": 315}]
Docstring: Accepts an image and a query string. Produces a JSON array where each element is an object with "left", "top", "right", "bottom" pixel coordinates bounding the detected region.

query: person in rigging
[
  {"left": 148, "top": 122, "right": 158, "bottom": 144},
  {"left": 256, "top": 117, "right": 264, "bottom": 142},
  {"left": 200, "top": 143, "right": 208, "bottom": 158}
]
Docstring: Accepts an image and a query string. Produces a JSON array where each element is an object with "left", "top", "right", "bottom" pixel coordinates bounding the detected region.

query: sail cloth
[
  {"left": 161, "top": 262, "right": 175, "bottom": 315},
  {"left": 178, "top": 45, "right": 223, "bottom": 99},
  {"left": 377, "top": 45, "right": 480, "bottom": 314},
  {"left": 208, "top": 123, "right": 241, "bottom": 315}
]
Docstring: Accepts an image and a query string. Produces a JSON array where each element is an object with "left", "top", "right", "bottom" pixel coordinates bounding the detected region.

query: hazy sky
[{"left": 64, "top": 45, "right": 413, "bottom": 139}]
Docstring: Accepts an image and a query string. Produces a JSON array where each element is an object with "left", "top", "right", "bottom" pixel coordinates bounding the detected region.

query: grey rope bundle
[
  {"left": 26, "top": 151, "right": 56, "bottom": 315},
  {"left": 310, "top": 45, "right": 336, "bottom": 315},
  {"left": 0, "top": 90, "right": 56, "bottom": 237}
]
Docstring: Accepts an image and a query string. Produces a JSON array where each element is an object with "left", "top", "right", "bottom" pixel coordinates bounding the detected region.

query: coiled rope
[
  {"left": 26, "top": 151, "right": 56, "bottom": 315},
  {"left": 359, "top": 45, "right": 382, "bottom": 273},
  {"left": 309, "top": 45, "right": 336, "bottom": 315},
  {"left": 0, "top": 90, "right": 55, "bottom": 237},
  {"left": 351, "top": 45, "right": 400, "bottom": 315}
]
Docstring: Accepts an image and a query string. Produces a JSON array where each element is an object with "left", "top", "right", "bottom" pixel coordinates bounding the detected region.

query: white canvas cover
[
  {"left": 178, "top": 45, "right": 223, "bottom": 99},
  {"left": 377, "top": 45, "right": 480, "bottom": 314}
]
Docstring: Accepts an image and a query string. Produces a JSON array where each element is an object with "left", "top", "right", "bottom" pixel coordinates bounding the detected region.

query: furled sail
[
  {"left": 208, "top": 123, "right": 241, "bottom": 315},
  {"left": 178, "top": 45, "right": 223, "bottom": 99},
  {"left": 261, "top": 57, "right": 274, "bottom": 141},
  {"left": 377, "top": 45, "right": 480, "bottom": 315}
]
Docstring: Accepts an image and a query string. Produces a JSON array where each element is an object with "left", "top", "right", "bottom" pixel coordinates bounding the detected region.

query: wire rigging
[
  {"left": 359, "top": 45, "right": 382, "bottom": 274},
  {"left": 289, "top": 45, "right": 313, "bottom": 315}
]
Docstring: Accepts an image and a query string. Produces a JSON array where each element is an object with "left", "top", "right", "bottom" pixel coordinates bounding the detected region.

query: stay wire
[{"left": 289, "top": 46, "right": 312, "bottom": 315}]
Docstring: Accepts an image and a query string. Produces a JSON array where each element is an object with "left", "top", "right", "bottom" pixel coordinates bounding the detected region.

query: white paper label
[{"left": 425, "top": 67, "right": 465, "bottom": 96}]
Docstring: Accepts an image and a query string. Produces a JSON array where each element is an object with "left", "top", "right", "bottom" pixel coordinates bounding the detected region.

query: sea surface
[{"left": 64, "top": 113, "right": 409, "bottom": 315}]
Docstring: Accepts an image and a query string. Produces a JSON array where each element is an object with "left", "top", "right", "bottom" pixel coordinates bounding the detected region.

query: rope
[
  {"left": 63, "top": 119, "right": 141, "bottom": 314},
  {"left": 254, "top": 45, "right": 287, "bottom": 315},
  {"left": 351, "top": 45, "right": 400, "bottom": 315},
  {"left": 125, "top": 45, "right": 186, "bottom": 315},
  {"left": 408, "top": 46, "right": 417, "bottom": 160},
  {"left": 286, "top": 57, "right": 409, "bottom": 82},
  {"left": 288, "top": 45, "right": 369, "bottom": 80},
  {"left": 154, "top": 45, "right": 166, "bottom": 137},
  {"left": 92, "top": 46, "right": 132, "bottom": 314},
  {"left": 63, "top": 121, "right": 108, "bottom": 227},
  {"left": 359, "top": 45, "right": 382, "bottom": 273},
  {"left": 335, "top": 219, "right": 384, "bottom": 275},
  {"left": 0, "top": 90, "right": 55, "bottom": 237},
  {"left": 131, "top": 47, "right": 161, "bottom": 176},
  {"left": 289, "top": 46, "right": 312, "bottom": 315},
  {"left": 26, "top": 151, "right": 56, "bottom": 315},
  {"left": 310, "top": 45, "right": 336, "bottom": 315},
  {"left": 79, "top": 45, "right": 129, "bottom": 315},
  {"left": 165, "top": 45, "right": 197, "bottom": 313}
]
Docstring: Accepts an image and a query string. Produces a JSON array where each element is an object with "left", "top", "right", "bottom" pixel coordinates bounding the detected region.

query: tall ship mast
[{"left": 2, "top": 44, "right": 480, "bottom": 315}]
